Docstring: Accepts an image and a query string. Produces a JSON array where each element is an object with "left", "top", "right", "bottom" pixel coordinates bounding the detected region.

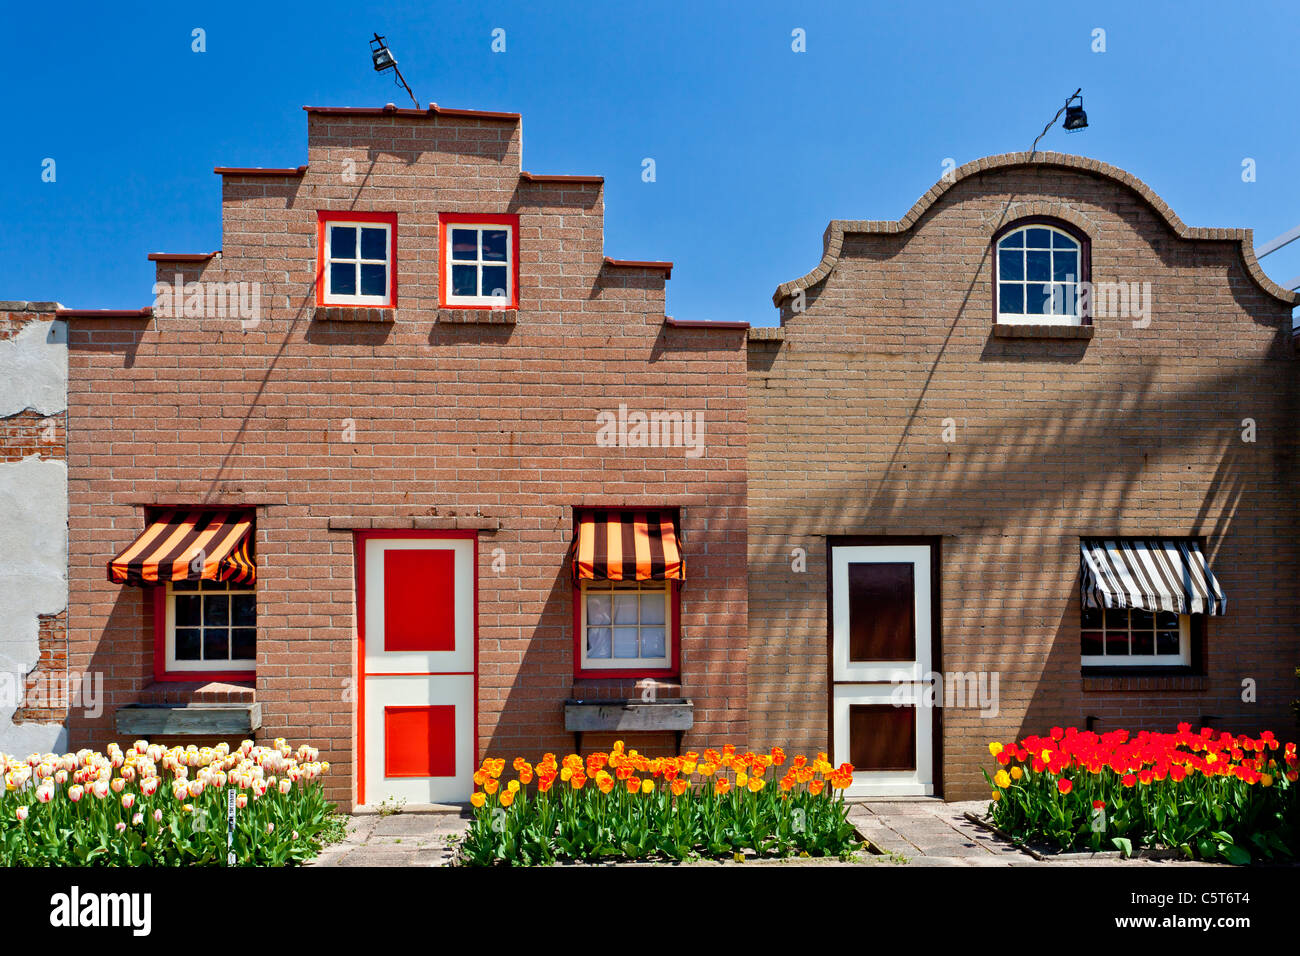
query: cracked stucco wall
[{"left": 0, "top": 304, "right": 68, "bottom": 755}]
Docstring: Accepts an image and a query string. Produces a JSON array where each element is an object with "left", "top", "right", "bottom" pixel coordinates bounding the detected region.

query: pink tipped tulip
[
  {"left": 111, "top": 777, "right": 126, "bottom": 794},
  {"left": 279, "top": 779, "right": 292, "bottom": 795},
  {"left": 188, "top": 779, "right": 204, "bottom": 798},
  {"left": 36, "top": 784, "right": 54, "bottom": 803},
  {"left": 153, "top": 809, "right": 163, "bottom": 823},
  {"left": 67, "top": 784, "right": 84, "bottom": 803},
  {"left": 15, "top": 806, "right": 28, "bottom": 822},
  {"left": 54, "top": 770, "right": 68, "bottom": 785},
  {"left": 121, "top": 793, "right": 135, "bottom": 810},
  {"left": 115, "top": 821, "right": 126, "bottom": 833},
  {"left": 91, "top": 780, "right": 109, "bottom": 800},
  {"left": 132, "top": 812, "right": 143, "bottom": 825},
  {"left": 266, "top": 822, "right": 275, "bottom": 834},
  {"left": 236, "top": 793, "right": 248, "bottom": 810}
]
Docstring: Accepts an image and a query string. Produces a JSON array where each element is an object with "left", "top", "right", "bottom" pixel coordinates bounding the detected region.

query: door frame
[
  {"left": 826, "top": 535, "right": 943, "bottom": 798},
  {"left": 354, "top": 529, "right": 479, "bottom": 806}
]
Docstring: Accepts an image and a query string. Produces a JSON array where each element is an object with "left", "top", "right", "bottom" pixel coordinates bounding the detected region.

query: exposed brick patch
[
  {"left": 13, "top": 611, "right": 69, "bottom": 724},
  {"left": 0, "top": 410, "right": 66, "bottom": 461}
]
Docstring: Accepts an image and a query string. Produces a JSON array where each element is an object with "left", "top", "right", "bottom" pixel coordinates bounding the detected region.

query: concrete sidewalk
[
  {"left": 309, "top": 799, "right": 1218, "bottom": 867},
  {"left": 310, "top": 810, "right": 470, "bottom": 867},
  {"left": 849, "top": 800, "right": 1216, "bottom": 866}
]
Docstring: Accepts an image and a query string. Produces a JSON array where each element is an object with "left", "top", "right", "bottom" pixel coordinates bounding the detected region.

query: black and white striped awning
[{"left": 1080, "top": 538, "right": 1226, "bottom": 616}]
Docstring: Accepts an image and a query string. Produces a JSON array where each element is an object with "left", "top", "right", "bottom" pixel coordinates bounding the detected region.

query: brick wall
[
  {"left": 64, "top": 109, "right": 748, "bottom": 808},
  {"left": 746, "top": 156, "right": 1300, "bottom": 799}
]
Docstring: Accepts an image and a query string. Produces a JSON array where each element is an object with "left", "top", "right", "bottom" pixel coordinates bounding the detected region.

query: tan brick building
[
  {"left": 746, "top": 153, "right": 1300, "bottom": 799},
  {"left": 8, "top": 109, "right": 1299, "bottom": 807}
]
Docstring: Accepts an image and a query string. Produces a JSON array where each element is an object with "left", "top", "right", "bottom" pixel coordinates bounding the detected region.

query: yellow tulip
[
  {"left": 993, "top": 770, "right": 1011, "bottom": 789},
  {"left": 988, "top": 742, "right": 1003, "bottom": 756},
  {"left": 1010, "top": 766, "right": 1023, "bottom": 780}
]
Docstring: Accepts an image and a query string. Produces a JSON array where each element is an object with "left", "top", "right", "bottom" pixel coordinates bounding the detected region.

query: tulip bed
[
  {"left": 457, "top": 743, "right": 858, "bottom": 866},
  {"left": 1, "top": 739, "right": 339, "bottom": 866},
  {"left": 985, "top": 725, "right": 1300, "bottom": 864}
]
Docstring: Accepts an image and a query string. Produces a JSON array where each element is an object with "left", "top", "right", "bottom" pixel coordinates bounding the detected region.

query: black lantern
[
  {"left": 1063, "top": 93, "right": 1088, "bottom": 132},
  {"left": 1031, "top": 88, "right": 1089, "bottom": 153},
  {"left": 370, "top": 34, "right": 397, "bottom": 72}
]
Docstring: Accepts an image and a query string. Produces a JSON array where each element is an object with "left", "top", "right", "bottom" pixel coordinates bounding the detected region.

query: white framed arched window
[{"left": 995, "top": 222, "right": 1086, "bottom": 325}]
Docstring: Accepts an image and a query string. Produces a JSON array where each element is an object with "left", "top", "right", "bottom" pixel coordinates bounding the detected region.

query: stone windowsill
[
  {"left": 994, "top": 322, "right": 1094, "bottom": 340},
  {"left": 1082, "top": 672, "right": 1209, "bottom": 693},
  {"left": 313, "top": 306, "right": 394, "bottom": 323},
  {"left": 437, "top": 309, "right": 517, "bottom": 324},
  {"left": 138, "top": 679, "right": 255, "bottom": 705}
]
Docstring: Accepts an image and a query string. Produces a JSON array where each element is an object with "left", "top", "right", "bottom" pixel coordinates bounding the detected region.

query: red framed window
[
  {"left": 316, "top": 211, "right": 398, "bottom": 308},
  {"left": 152, "top": 579, "right": 257, "bottom": 682},
  {"left": 572, "top": 580, "right": 680, "bottom": 679},
  {"left": 438, "top": 213, "right": 519, "bottom": 309}
]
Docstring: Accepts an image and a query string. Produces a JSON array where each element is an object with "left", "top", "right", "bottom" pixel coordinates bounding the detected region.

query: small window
[
  {"left": 579, "top": 580, "right": 671, "bottom": 671},
  {"left": 165, "top": 579, "right": 257, "bottom": 673},
  {"left": 995, "top": 222, "right": 1085, "bottom": 325},
  {"left": 439, "top": 214, "right": 518, "bottom": 308},
  {"left": 317, "top": 213, "right": 396, "bottom": 307},
  {"left": 1080, "top": 606, "right": 1190, "bottom": 667}
]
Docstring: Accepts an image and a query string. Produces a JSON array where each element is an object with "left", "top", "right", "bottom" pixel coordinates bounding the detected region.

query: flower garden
[
  {"left": 458, "top": 742, "right": 858, "bottom": 865},
  {"left": 1, "top": 739, "right": 339, "bottom": 866},
  {"left": 985, "top": 724, "right": 1299, "bottom": 864}
]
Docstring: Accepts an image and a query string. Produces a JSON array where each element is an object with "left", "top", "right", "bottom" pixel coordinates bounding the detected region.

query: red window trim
[
  {"left": 315, "top": 211, "right": 399, "bottom": 308},
  {"left": 437, "top": 212, "right": 521, "bottom": 310},
  {"left": 571, "top": 578, "right": 682, "bottom": 680},
  {"left": 151, "top": 584, "right": 257, "bottom": 683}
]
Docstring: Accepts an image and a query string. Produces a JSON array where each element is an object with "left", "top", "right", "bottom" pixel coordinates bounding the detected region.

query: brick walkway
[{"left": 309, "top": 799, "right": 1219, "bottom": 867}]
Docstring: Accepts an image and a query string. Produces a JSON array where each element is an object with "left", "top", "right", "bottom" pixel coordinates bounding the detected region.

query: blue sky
[{"left": 2, "top": 1, "right": 1297, "bottom": 325}]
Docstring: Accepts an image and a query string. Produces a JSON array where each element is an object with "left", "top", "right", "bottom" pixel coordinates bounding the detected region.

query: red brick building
[
  {"left": 57, "top": 104, "right": 748, "bottom": 810},
  {"left": 10, "top": 109, "right": 1299, "bottom": 807}
]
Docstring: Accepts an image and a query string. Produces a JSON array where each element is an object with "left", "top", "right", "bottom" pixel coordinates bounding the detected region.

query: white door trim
[{"left": 830, "top": 543, "right": 936, "bottom": 798}]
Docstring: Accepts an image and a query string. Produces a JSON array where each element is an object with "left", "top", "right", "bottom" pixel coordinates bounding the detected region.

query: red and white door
[
  {"left": 830, "top": 542, "right": 935, "bottom": 798},
  {"left": 358, "top": 532, "right": 476, "bottom": 806}
]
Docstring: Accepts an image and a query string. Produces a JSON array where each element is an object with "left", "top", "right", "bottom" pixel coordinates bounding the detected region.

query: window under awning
[
  {"left": 1080, "top": 538, "right": 1225, "bottom": 616},
  {"left": 108, "top": 510, "right": 255, "bottom": 586},
  {"left": 570, "top": 510, "right": 684, "bottom": 582}
]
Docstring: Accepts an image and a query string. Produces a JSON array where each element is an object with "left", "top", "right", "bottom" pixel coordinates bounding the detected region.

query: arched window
[{"left": 994, "top": 220, "right": 1089, "bottom": 325}]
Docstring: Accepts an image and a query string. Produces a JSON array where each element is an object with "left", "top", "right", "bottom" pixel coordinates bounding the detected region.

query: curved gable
[{"left": 772, "top": 152, "right": 1299, "bottom": 308}]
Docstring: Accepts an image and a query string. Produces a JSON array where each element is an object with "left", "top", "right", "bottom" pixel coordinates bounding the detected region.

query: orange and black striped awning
[
  {"left": 108, "top": 510, "right": 256, "bottom": 586},
  {"left": 571, "top": 510, "right": 684, "bottom": 582}
]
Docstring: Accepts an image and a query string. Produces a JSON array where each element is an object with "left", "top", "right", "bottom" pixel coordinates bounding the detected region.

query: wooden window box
[
  {"left": 563, "top": 698, "right": 693, "bottom": 753},
  {"left": 113, "top": 702, "right": 262, "bottom": 737}
]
